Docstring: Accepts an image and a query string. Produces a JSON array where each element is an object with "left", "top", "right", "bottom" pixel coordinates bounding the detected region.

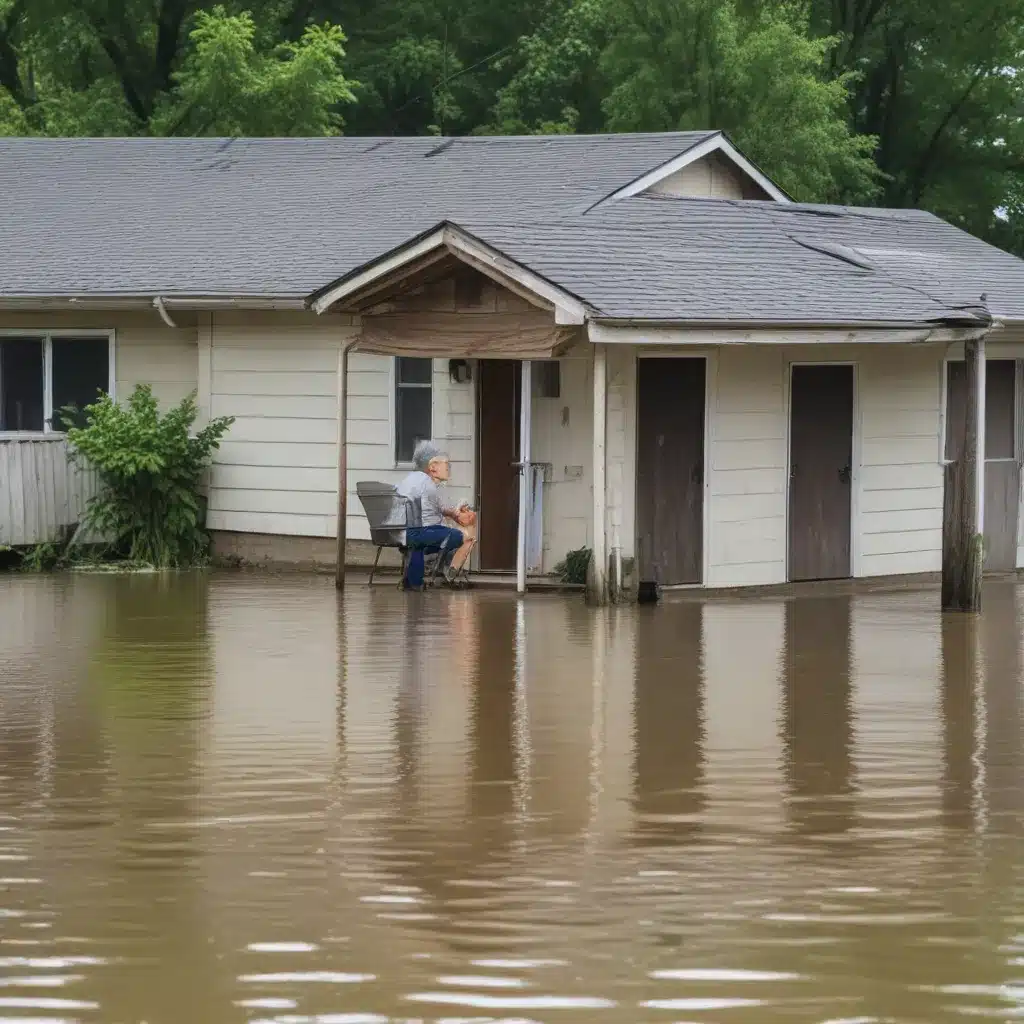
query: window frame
[
  {"left": 0, "top": 329, "right": 115, "bottom": 439},
  {"left": 392, "top": 356, "right": 433, "bottom": 467}
]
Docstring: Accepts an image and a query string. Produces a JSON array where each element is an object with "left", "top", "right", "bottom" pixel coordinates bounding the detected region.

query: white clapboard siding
[
  {"left": 698, "top": 343, "right": 947, "bottom": 587},
  {"left": 0, "top": 438, "right": 98, "bottom": 546},
  {"left": 533, "top": 343, "right": 593, "bottom": 566},
  {"left": 647, "top": 154, "right": 748, "bottom": 199},
  {"left": 116, "top": 324, "right": 198, "bottom": 407},
  {"left": 207, "top": 314, "right": 356, "bottom": 540},
  {"left": 707, "top": 346, "right": 789, "bottom": 586},
  {"left": 208, "top": 487, "right": 338, "bottom": 517},
  {"left": 855, "top": 346, "right": 945, "bottom": 577}
]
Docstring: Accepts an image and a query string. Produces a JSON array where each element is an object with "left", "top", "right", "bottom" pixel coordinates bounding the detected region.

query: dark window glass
[
  {"left": 533, "top": 360, "right": 561, "bottom": 399},
  {"left": 986, "top": 360, "right": 1016, "bottom": 459},
  {"left": 52, "top": 338, "right": 110, "bottom": 430},
  {"left": 396, "top": 385, "right": 432, "bottom": 464},
  {"left": 945, "top": 359, "right": 1016, "bottom": 460},
  {"left": 395, "top": 357, "right": 432, "bottom": 462},
  {"left": 0, "top": 338, "right": 44, "bottom": 431},
  {"left": 398, "top": 357, "right": 432, "bottom": 385}
]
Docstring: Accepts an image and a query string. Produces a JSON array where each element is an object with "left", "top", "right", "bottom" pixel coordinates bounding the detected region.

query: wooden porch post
[
  {"left": 942, "top": 335, "right": 986, "bottom": 612},
  {"left": 516, "top": 360, "right": 533, "bottom": 595},
  {"left": 588, "top": 342, "right": 608, "bottom": 606},
  {"left": 335, "top": 341, "right": 351, "bottom": 590}
]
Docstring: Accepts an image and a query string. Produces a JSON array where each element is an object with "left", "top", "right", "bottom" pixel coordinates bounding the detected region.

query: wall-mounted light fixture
[{"left": 449, "top": 359, "right": 472, "bottom": 384}]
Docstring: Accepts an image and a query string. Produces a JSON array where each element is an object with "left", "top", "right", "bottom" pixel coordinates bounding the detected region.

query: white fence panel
[{"left": 0, "top": 438, "right": 99, "bottom": 547}]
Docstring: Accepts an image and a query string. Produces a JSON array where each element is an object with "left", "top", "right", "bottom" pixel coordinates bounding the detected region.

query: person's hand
[{"left": 455, "top": 507, "right": 477, "bottom": 527}]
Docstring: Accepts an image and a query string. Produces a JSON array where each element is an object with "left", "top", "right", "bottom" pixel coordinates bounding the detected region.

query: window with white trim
[
  {"left": 394, "top": 357, "right": 432, "bottom": 463},
  {"left": 0, "top": 334, "right": 113, "bottom": 433}
]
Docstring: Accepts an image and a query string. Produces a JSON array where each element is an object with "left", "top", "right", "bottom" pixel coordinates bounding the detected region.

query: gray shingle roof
[
  {"left": 453, "top": 196, "right": 1015, "bottom": 325},
  {"left": 1, "top": 132, "right": 1021, "bottom": 327},
  {"left": 0, "top": 132, "right": 714, "bottom": 297}
]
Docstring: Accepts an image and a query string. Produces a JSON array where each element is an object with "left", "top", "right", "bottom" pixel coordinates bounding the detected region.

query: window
[
  {"left": 0, "top": 334, "right": 112, "bottom": 433},
  {"left": 533, "top": 360, "right": 561, "bottom": 399},
  {"left": 395, "top": 357, "right": 432, "bottom": 463},
  {"left": 945, "top": 359, "right": 1016, "bottom": 461}
]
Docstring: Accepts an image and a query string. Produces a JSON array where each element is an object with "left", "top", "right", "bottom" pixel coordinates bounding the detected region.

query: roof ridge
[{"left": 0, "top": 130, "right": 719, "bottom": 145}]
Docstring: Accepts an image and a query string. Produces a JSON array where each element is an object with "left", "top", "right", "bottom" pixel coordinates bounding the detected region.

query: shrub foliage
[{"left": 67, "top": 386, "right": 234, "bottom": 567}]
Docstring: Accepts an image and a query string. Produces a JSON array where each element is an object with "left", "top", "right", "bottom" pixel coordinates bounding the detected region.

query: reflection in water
[
  {"left": 781, "top": 596, "right": 855, "bottom": 835},
  {"left": 632, "top": 604, "right": 705, "bottom": 845},
  {"left": 941, "top": 612, "right": 978, "bottom": 830},
  {"left": 1, "top": 573, "right": 1023, "bottom": 1023}
]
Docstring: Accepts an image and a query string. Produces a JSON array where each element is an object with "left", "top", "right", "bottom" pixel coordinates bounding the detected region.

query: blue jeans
[{"left": 404, "top": 525, "right": 464, "bottom": 588}]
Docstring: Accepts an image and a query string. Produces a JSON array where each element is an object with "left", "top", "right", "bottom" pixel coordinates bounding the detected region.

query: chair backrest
[{"left": 355, "top": 481, "right": 420, "bottom": 546}]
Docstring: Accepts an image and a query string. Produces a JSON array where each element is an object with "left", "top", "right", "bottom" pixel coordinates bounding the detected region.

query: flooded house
[{"left": 3, "top": 131, "right": 1024, "bottom": 600}]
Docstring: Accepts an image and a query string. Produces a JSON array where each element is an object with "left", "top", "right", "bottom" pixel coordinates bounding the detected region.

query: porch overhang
[{"left": 308, "top": 222, "right": 589, "bottom": 358}]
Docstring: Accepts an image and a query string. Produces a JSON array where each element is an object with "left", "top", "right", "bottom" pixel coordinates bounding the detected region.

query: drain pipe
[{"left": 153, "top": 296, "right": 178, "bottom": 328}]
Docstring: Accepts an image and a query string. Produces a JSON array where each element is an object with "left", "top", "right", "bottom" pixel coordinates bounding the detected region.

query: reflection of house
[{"left": 5, "top": 133, "right": 1024, "bottom": 597}]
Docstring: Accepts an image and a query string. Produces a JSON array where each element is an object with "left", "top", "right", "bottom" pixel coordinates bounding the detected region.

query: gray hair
[{"left": 413, "top": 440, "right": 448, "bottom": 471}]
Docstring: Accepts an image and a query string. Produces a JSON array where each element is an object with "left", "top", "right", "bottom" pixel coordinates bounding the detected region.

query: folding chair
[{"left": 355, "top": 481, "right": 450, "bottom": 587}]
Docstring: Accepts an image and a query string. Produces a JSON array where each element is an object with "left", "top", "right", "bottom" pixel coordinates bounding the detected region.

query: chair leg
[
  {"left": 427, "top": 538, "right": 450, "bottom": 586},
  {"left": 398, "top": 549, "right": 409, "bottom": 589},
  {"left": 368, "top": 546, "right": 383, "bottom": 586}
]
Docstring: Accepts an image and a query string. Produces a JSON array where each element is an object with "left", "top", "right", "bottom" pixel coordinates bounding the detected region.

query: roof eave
[
  {"left": 0, "top": 294, "right": 310, "bottom": 311},
  {"left": 307, "top": 221, "right": 592, "bottom": 325},
  {"left": 588, "top": 316, "right": 987, "bottom": 330}
]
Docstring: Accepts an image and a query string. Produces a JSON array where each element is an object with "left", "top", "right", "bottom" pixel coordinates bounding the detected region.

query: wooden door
[
  {"left": 788, "top": 364, "right": 854, "bottom": 581},
  {"left": 478, "top": 360, "right": 521, "bottom": 570},
  {"left": 945, "top": 359, "right": 1019, "bottom": 571},
  {"left": 636, "top": 357, "right": 706, "bottom": 585}
]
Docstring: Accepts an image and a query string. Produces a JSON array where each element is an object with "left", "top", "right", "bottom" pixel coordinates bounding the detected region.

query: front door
[
  {"left": 788, "top": 364, "right": 854, "bottom": 581},
  {"left": 636, "top": 357, "right": 706, "bottom": 585},
  {"left": 477, "top": 360, "right": 521, "bottom": 570}
]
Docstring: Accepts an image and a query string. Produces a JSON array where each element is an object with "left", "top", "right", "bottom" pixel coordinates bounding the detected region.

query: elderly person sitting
[{"left": 397, "top": 441, "right": 476, "bottom": 590}]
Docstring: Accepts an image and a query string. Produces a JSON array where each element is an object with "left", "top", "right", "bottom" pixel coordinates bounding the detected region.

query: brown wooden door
[
  {"left": 788, "top": 364, "right": 854, "bottom": 581},
  {"left": 478, "top": 360, "right": 521, "bottom": 570},
  {"left": 945, "top": 359, "right": 1020, "bottom": 572},
  {"left": 636, "top": 357, "right": 706, "bottom": 585}
]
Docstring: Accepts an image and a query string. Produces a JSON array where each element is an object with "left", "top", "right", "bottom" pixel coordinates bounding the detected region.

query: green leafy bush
[
  {"left": 66, "top": 386, "right": 233, "bottom": 568},
  {"left": 553, "top": 546, "right": 592, "bottom": 585},
  {"left": 20, "top": 541, "right": 62, "bottom": 572}
]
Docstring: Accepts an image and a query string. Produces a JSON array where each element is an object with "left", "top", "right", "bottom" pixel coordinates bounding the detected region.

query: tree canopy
[{"left": 2, "top": 0, "right": 1024, "bottom": 250}]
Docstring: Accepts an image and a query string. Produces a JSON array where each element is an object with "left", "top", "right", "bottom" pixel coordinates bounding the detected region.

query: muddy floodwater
[{"left": 1, "top": 573, "right": 1023, "bottom": 1024}]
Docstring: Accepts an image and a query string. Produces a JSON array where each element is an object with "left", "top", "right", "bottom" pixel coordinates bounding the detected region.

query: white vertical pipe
[
  {"left": 975, "top": 338, "right": 986, "bottom": 537},
  {"left": 590, "top": 343, "right": 608, "bottom": 604},
  {"left": 516, "top": 360, "right": 532, "bottom": 595},
  {"left": 335, "top": 341, "right": 351, "bottom": 590}
]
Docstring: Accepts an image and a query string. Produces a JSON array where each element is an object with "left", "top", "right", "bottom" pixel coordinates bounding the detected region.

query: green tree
[
  {"left": 489, "top": 0, "right": 879, "bottom": 202},
  {"left": 601, "top": 0, "right": 879, "bottom": 201},
  {"left": 4, "top": 0, "right": 1024, "bottom": 256},
  {"left": 0, "top": 2, "right": 354, "bottom": 136}
]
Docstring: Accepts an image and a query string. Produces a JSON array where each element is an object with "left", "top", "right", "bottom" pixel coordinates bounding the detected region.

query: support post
[
  {"left": 516, "top": 360, "right": 532, "bottom": 595},
  {"left": 588, "top": 342, "right": 608, "bottom": 605},
  {"left": 335, "top": 341, "right": 351, "bottom": 590},
  {"left": 942, "top": 336, "right": 986, "bottom": 612}
]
